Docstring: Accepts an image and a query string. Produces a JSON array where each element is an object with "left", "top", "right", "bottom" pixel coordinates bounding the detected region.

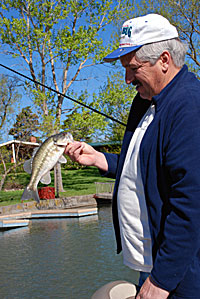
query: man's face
[{"left": 120, "top": 51, "right": 163, "bottom": 101}]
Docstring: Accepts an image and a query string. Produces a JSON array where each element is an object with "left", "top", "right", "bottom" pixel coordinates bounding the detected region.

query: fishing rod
[{"left": 0, "top": 63, "right": 127, "bottom": 127}]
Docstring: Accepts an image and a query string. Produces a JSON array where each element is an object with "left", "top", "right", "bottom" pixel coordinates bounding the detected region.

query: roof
[
  {"left": 0, "top": 140, "right": 122, "bottom": 150},
  {"left": 0, "top": 140, "right": 40, "bottom": 148},
  {"left": 89, "top": 141, "right": 122, "bottom": 147}
]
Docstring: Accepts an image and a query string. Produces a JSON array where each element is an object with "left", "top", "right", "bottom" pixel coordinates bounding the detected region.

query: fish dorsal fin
[
  {"left": 40, "top": 172, "right": 51, "bottom": 185},
  {"left": 23, "top": 159, "right": 32, "bottom": 174},
  {"left": 58, "top": 155, "right": 67, "bottom": 164}
]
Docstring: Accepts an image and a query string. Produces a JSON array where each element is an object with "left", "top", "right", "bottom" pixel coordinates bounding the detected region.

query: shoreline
[
  {"left": 0, "top": 195, "right": 99, "bottom": 229},
  {"left": 0, "top": 194, "right": 98, "bottom": 216}
]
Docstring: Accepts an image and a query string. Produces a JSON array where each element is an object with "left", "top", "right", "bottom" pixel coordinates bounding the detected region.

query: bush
[{"left": 0, "top": 162, "right": 24, "bottom": 173}]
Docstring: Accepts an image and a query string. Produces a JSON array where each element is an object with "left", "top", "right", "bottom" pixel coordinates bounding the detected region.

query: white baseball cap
[
  {"left": 91, "top": 280, "right": 137, "bottom": 298},
  {"left": 103, "top": 14, "right": 178, "bottom": 62}
]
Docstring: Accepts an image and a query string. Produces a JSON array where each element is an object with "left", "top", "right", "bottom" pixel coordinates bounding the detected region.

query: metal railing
[{"left": 95, "top": 182, "right": 115, "bottom": 195}]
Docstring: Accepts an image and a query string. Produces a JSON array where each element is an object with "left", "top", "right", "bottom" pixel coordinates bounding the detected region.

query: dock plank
[
  {"left": 0, "top": 207, "right": 98, "bottom": 221},
  {"left": 0, "top": 219, "right": 29, "bottom": 229}
]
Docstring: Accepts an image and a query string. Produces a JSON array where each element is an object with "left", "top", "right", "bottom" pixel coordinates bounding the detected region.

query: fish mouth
[
  {"left": 53, "top": 132, "right": 74, "bottom": 147},
  {"left": 55, "top": 140, "right": 73, "bottom": 147},
  {"left": 56, "top": 144, "right": 66, "bottom": 148}
]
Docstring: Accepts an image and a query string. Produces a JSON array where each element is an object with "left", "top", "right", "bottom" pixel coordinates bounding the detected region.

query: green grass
[
  {"left": 0, "top": 167, "right": 114, "bottom": 206},
  {"left": 60, "top": 167, "right": 114, "bottom": 196},
  {"left": 0, "top": 190, "right": 23, "bottom": 206}
]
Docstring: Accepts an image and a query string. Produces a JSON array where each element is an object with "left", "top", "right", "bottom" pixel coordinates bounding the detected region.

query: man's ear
[{"left": 159, "top": 51, "right": 171, "bottom": 72}]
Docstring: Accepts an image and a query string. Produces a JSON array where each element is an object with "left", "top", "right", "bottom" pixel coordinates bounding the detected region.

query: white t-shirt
[{"left": 117, "top": 104, "right": 155, "bottom": 272}]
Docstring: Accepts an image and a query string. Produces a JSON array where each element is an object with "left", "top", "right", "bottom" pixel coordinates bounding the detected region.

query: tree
[
  {"left": 0, "top": 0, "right": 135, "bottom": 195},
  {"left": 138, "top": 0, "right": 200, "bottom": 78},
  {"left": 0, "top": 0, "right": 134, "bottom": 136},
  {"left": 0, "top": 145, "right": 24, "bottom": 191},
  {"left": 9, "top": 106, "right": 39, "bottom": 141},
  {"left": 62, "top": 71, "right": 136, "bottom": 142},
  {"left": 95, "top": 71, "right": 136, "bottom": 141},
  {"left": 0, "top": 74, "right": 21, "bottom": 138},
  {"left": 62, "top": 90, "right": 108, "bottom": 142}
]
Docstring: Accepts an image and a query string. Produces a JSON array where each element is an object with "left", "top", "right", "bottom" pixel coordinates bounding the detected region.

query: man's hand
[
  {"left": 64, "top": 141, "right": 108, "bottom": 171},
  {"left": 136, "top": 277, "right": 169, "bottom": 299}
]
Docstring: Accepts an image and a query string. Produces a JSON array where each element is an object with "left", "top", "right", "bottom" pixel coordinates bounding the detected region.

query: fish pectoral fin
[
  {"left": 58, "top": 155, "right": 67, "bottom": 164},
  {"left": 40, "top": 172, "right": 51, "bottom": 185},
  {"left": 23, "top": 147, "right": 40, "bottom": 174},
  {"left": 23, "top": 159, "right": 32, "bottom": 174}
]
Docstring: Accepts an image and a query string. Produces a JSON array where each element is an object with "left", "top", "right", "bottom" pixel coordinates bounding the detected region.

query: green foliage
[
  {"left": 0, "top": 162, "right": 24, "bottom": 173},
  {"left": 9, "top": 106, "right": 39, "bottom": 141},
  {"left": 95, "top": 70, "right": 136, "bottom": 141},
  {"left": 2, "top": 172, "right": 27, "bottom": 190},
  {"left": 62, "top": 70, "right": 137, "bottom": 142},
  {"left": 0, "top": 74, "right": 21, "bottom": 131},
  {"left": 0, "top": 0, "right": 135, "bottom": 135},
  {"left": 137, "top": 0, "right": 200, "bottom": 78},
  {"left": 0, "top": 144, "right": 11, "bottom": 164},
  {"left": 95, "top": 143, "right": 122, "bottom": 154},
  {"left": 62, "top": 90, "right": 108, "bottom": 142}
]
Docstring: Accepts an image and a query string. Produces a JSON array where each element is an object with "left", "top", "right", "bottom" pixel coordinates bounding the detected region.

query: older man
[{"left": 65, "top": 14, "right": 200, "bottom": 298}]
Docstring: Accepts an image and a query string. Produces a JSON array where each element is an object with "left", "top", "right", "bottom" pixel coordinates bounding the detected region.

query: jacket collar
[{"left": 152, "top": 65, "right": 188, "bottom": 111}]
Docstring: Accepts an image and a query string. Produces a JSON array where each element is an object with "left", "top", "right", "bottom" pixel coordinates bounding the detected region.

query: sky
[
  {"left": 0, "top": 3, "right": 125, "bottom": 142},
  {"left": 0, "top": 52, "right": 121, "bottom": 142},
  {"left": 1, "top": 2, "right": 198, "bottom": 143}
]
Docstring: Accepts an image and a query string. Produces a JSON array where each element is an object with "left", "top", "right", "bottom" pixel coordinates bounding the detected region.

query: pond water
[{"left": 0, "top": 206, "right": 138, "bottom": 299}]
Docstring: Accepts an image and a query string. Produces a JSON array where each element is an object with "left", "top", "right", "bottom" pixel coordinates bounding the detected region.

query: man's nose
[{"left": 125, "top": 68, "right": 135, "bottom": 84}]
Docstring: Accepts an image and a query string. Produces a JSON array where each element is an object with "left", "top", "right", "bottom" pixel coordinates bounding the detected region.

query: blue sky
[
  {"left": 0, "top": 51, "right": 121, "bottom": 142},
  {"left": 1, "top": 3, "right": 197, "bottom": 143},
  {"left": 0, "top": 6, "right": 124, "bottom": 142}
]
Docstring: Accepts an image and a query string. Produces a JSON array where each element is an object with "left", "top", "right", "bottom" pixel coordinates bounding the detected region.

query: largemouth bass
[{"left": 21, "top": 132, "right": 73, "bottom": 202}]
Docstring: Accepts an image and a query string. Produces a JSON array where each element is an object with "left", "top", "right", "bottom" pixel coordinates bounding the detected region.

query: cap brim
[{"left": 103, "top": 45, "right": 142, "bottom": 62}]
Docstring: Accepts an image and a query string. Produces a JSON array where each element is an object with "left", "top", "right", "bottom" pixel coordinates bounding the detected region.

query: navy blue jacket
[{"left": 103, "top": 65, "right": 200, "bottom": 298}]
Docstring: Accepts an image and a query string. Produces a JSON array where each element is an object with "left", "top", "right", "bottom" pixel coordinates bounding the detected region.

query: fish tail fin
[{"left": 21, "top": 187, "right": 40, "bottom": 203}]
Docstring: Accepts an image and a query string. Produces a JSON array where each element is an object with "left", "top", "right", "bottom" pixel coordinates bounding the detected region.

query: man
[{"left": 65, "top": 14, "right": 200, "bottom": 298}]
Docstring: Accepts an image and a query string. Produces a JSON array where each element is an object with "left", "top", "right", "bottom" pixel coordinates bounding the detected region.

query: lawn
[{"left": 0, "top": 167, "right": 114, "bottom": 206}]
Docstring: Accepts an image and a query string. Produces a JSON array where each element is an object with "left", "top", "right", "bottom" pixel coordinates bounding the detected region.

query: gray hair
[{"left": 135, "top": 38, "right": 188, "bottom": 68}]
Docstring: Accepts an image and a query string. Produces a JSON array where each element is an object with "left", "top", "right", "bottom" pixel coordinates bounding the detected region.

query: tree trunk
[
  {"left": 0, "top": 172, "right": 7, "bottom": 191},
  {"left": 54, "top": 162, "right": 64, "bottom": 197}
]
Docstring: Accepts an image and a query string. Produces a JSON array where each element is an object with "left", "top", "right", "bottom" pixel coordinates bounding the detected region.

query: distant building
[
  {"left": 0, "top": 137, "right": 39, "bottom": 163},
  {"left": 89, "top": 141, "right": 122, "bottom": 154}
]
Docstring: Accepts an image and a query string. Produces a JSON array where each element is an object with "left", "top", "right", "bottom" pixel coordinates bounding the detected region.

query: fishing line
[{"left": 0, "top": 63, "right": 126, "bottom": 127}]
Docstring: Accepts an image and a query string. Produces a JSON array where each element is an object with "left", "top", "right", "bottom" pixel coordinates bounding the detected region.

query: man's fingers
[{"left": 65, "top": 141, "right": 82, "bottom": 155}]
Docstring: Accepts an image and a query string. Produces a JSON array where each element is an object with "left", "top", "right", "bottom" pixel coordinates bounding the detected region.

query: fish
[{"left": 21, "top": 132, "right": 73, "bottom": 202}]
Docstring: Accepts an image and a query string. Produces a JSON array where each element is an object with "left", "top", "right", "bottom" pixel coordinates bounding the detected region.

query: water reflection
[{"left": 0, "top": 206, "right": 138, "bottom": 299}]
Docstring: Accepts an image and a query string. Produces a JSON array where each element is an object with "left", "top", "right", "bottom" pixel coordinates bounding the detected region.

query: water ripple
[{"left": 0, "top": 206, "right": 138, "bottom": 298}]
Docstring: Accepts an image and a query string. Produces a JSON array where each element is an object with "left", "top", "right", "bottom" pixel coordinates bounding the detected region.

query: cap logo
[{"left": 122, "top": 26, "right": 132, "bottom": 38}]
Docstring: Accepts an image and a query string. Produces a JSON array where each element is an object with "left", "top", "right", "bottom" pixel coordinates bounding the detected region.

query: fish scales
[
  {"left": 29, "top": 138, "right": 60, "bottom": 189},
  {"left": 21, "top": 132, "right": 73, "bottom": 202}
]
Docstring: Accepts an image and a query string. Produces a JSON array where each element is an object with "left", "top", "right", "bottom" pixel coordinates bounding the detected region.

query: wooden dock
[
  {"left": 0, "top": 207, "right": 98, "bottom": 230},
  {"left": 0, "top": 219, "right": 29, "bottom": 230},
  {"left": 94, "top": 182, "right": 114, "bottom": 204},
  {"left": 94, "top": 193, "right": 113, "bottom": 204}
]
